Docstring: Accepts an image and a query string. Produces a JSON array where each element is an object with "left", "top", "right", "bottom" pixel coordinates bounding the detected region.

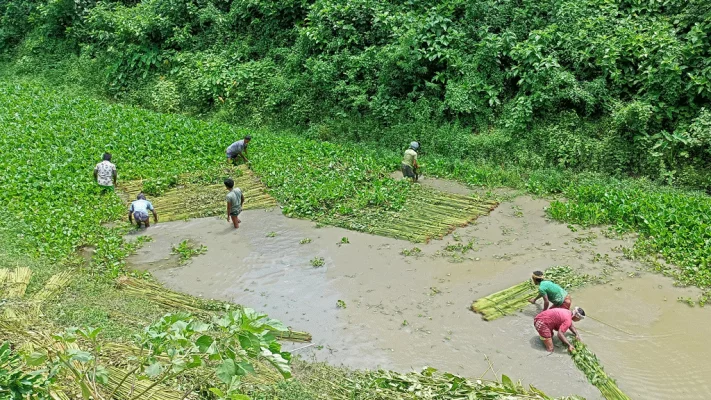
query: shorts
[
  {"left": 226, "top": 151, "right": 241, "bottom": 159},
  {"left": 401, "top": 164, "right": 415, "bottom": 178},
  {"left": 133, "top": 211, "right": 149, "bottom": 222},
  {"left": 552, "top": 295, "right": 572, "bottom": 310},
  {"left": 534, "top": 318, "right": 552, "bottom": 339},
  {"left": 229, "top": 209, "right": 242, "bottom": 217}
]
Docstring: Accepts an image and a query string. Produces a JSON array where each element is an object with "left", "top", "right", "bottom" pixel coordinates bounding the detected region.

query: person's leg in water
[
  {"left": 534, "top": 319, "right": 555, "bottom": 352},
  {"left": 541, "top": 337, "right": 554, "bottom": 352}
]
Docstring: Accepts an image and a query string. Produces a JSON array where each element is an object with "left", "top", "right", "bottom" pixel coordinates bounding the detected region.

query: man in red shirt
[{"left": 533, "top": 307, "right": 585, "bottom": 353}]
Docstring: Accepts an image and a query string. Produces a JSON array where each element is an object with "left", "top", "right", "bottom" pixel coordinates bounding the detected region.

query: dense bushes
[{"left": 2, "top": 0, "right": 711, "bottom": 188}]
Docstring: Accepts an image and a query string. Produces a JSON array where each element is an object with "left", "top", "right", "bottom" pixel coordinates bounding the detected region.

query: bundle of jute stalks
[
  {"left": 471, "top": 266, "right": 590, "bottom": 321},
  {"left": 115, "top": 276, "right": 311, "bottom": 342},
  {"left": 571, "top": 340, "right": 630, "bottom": 400},
  {"left": 117, "top": 165, "right": 277, "bottom": 223},
  {"left": 324, "top": 187, "right": 498, "bottom": 243}
]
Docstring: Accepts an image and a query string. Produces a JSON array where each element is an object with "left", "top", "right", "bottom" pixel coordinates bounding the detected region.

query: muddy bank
[{"left": 127, "top": 193, "right": 711, "bottom": 400}]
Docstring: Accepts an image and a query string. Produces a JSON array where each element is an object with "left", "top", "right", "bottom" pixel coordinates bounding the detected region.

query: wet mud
[{"left": 127, "top": 179, "right": 711, "bottom": 400}]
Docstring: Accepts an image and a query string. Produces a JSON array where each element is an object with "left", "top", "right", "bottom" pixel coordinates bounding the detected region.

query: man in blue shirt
[{"left": 129, "top": 193, "right": 158, "bottom": 228}]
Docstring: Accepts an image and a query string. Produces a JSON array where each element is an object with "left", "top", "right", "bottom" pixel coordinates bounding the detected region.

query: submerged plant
[
  {"left": 401, "top": 247, "right": 422, "bottom": 256},
  {"left": 310, "top": 257, "right": 325, "bottom": 267},
  {"left": 171, "top": 240, "right": 207, "bottom": 264}
]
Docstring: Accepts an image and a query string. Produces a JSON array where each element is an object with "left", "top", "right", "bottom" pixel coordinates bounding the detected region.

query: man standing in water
[
  {"left": 94, "top": 152, "right": 117, "bottom": 192},
  {"left": 533, "top": 307, "right": 585, "bottom": 353},
  {"left": 529, "top": 270, "right": 572, "bottom": 310},
  {"left": 226, "top": 135, "right": 251, "bottom": 165},
  {"left": 401, "top": 141, "right": 420, "bottom": 182},
  {"left": 225, "top": 178, "right": 244, "bottom": 229},
  {"left": 128, "top": 193, "right": 158, "bottom": 228}
]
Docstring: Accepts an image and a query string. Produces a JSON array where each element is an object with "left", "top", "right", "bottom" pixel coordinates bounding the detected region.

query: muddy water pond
[{"left": 127, "top": 195, "right": 711, "bottom": 399}]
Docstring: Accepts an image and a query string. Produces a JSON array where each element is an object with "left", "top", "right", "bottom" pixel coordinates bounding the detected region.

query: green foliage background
[{"left": 3, "top": 0, "right": 711, "bottom": 189}]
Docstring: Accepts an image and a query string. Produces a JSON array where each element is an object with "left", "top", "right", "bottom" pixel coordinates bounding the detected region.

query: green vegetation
[
  {"left": 548, "top": 180, "right": 711, "bottom": 288},
  {"left": 4, "top": 0, "right": 711, "bottom": 191},
  {"left": 400, "top": 247, "right": 422, "bottom": 257},
  {"left": 282, "top": 361, "right": 567, "bottom": 400},
  {"left": 3, "top": 0, "right": 711, "bottom": 393},
  {"left": 299, "top": 238, "right": 312, "bottom": 245},
  {"left": 170, "top": 240, "right": 207, "bottom": 265},
  {"left": 1, "top": 0, "right": 711, "bottom": 290},
  {"left": 310, "top": 257, "right": 325, "bottom": 268},
  {"left": 0, "top": 342, "right": 51, "bottom": 399}
]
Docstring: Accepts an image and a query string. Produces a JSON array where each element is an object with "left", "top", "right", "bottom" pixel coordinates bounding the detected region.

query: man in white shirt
[{"left": 94, "top": 152, "right": 117, "bottom": 191}]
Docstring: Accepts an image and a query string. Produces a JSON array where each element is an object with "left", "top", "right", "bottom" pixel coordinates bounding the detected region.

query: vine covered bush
[{"left": 2, "top": 0, "right": 711, "bottom": 187}]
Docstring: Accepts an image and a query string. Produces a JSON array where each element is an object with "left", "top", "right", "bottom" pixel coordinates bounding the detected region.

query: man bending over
[{"left": 129, "top": 193, "right": 158, "bottom": 228}]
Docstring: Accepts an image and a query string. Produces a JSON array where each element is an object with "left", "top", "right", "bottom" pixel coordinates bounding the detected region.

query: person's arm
[
  {"left": 227, "top": 201, "right": 232, "bottom": 221},
  {"left": 413, "top": 154, "right": 419, "bottom": 169},
  {"left": 240, "top": 152, "right": 249, "bottom": 163},
  {"left": 93, "top": 167, "right": 98, "bottom": 182},
  {"left": 542, "top": 294, "right": 551, "bottom": 310},
  {"left": 529, "top": 294, "right": 543, "bottom": 304},
  {"left": 112, "top": 166, "right": 117, "bottom": 185},
  {"left": 152, "top": 209, "right": 158, "bottom": 223},
  {"left": 241, "top": 192, "right": 245, "bottom": 205},
  {"left": 128, "top": 208, "right": 133, "bottom": 225},
  {"left": 558, "top": 330, "right": 575, "bottom": 353},
  {"left": 569, "top": 323, "right": 581, "bottom": 341}
]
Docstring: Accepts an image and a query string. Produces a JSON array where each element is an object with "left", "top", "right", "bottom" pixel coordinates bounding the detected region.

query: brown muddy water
[{"left": 127, "top": 181, "right": 711, "bottom": 400}]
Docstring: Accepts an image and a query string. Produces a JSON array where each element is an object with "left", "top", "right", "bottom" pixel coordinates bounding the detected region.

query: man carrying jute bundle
[
  {"left": 529, "top": 270, "right": 572, "bottom": 310},
  {"left": 401, "top": 141, "right": 420, "bottom": 182},
  {"left": 533, "top": 307, "right": 585, "bottom": 353}
]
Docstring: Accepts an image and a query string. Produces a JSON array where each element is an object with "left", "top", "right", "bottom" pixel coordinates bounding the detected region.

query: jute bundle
[
  {"left": 4, "top": 267, "right": 33, "bottom": 298},
  {"left": 571, "top": 340, "right": 631, "bottom": 400},
  {"left": 117, "top": 166, "right": 277, "bottom": 223},
  {"left": 116, "top": 276, "right": 312, "bottom": 342},
  {"left": 471, "top": 266, "right": 588, "bottom": 321}
]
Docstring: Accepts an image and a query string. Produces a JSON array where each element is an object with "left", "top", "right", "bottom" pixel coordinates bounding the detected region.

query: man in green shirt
[
  {"left": 401, "top": 141, "right": 420, "bottom": 182},
  {"left": 225, "top": 178, "right": 245, "bottom": 229},
  {"left": 529, "top": 270, "right": 572, "bottom": 310}
]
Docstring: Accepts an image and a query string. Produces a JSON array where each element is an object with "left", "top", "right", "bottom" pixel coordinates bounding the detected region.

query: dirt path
[{"left": 127, "top": 179, "right": 711, "bottom": 400}]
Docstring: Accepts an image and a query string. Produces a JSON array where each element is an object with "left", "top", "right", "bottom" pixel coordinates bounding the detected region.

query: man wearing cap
[
  {"left": 402, "top": 141, "right": 420, "bottom": 182},
  {"left": 128, "top": 193, "right": 158, "bottom": 228},
  {"left": 226, "top": 135, "right": 252, "bottom": 165},
  {"left": 529, "top": 270, "right": 572, "bottom": 310},
  {"left": 533, "top": 307, "right": 585, "bottom": 353}
]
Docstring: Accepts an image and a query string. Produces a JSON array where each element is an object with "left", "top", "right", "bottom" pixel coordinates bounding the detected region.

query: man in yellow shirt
[{"left": 401, "top": 142, "right": 420, "bottom": 182}]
